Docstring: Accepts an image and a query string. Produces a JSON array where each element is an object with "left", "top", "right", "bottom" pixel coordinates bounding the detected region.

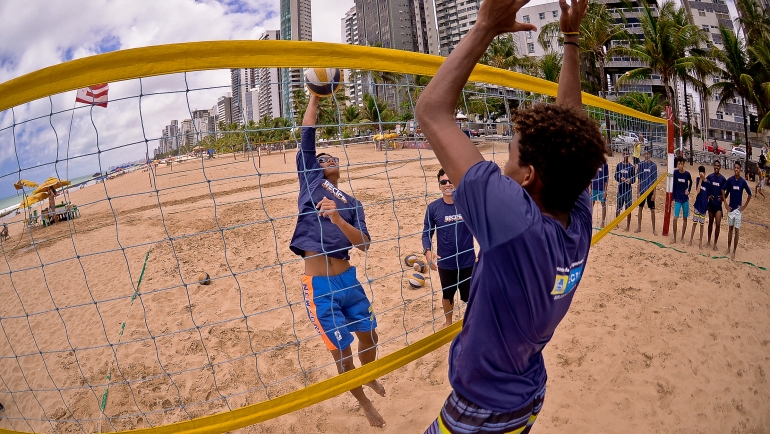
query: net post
[{"left": 662, "top": 106, "right": 675, "bottom": 236}]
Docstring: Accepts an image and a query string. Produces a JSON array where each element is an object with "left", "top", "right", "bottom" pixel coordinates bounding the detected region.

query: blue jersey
[
  {"left": 449, "top": 161, "right": 592, "bottom": 412},
  {"left": 422, "top": 198, "right": 476, "bottom": 270},
  {"left": 614, "top": 161, "right": 635, "bottom": 196},
  {"left": 706, "top": 173, "right": 726, "bottom": 204},
  {"left": 637, "top": 160, "right": 658, "bottom": 193},
  {"left": 673, "top": 170, "right": 692, "bottom": 203},
  {"left": 723, "top": 176, "right": 752, "bottom": 210},
  {"left": 290, "top": 127, "right": 370, "bottom": 260},
  {"left": 694, "top": 177, "right": 709, "bottom": 214},
  {"left": 591, "top": 163, "right": 609, "bottom": 192}
]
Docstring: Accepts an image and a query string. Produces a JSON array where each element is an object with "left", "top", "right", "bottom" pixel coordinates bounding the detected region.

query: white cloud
[{"left": 0, "top": 0, "right": 349, "bottom": 198}]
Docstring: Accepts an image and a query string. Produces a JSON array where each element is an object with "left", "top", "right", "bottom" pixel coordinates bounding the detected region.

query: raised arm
[
  {"left": 297, "top": 95, "right": 323, "bottom": 188},
  {"left": 555, "top": 0, "right": 588, "bottom": 109},
  {"left": 415, "top": 0, "right": 536, "bottom": 185}
]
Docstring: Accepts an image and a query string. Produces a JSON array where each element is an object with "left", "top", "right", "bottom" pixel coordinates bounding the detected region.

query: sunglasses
[
  {"left": 439, "top": 179, "right": 452, "bottom": 185},
  {"left": 317, "top": 156, "right": 339, "bottom": 164}
]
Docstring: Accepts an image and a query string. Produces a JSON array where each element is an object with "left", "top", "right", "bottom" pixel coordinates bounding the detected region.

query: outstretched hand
[
  {"left": 559, "top": 0, "right": 589, "bottom": 33},
  {"left": 477, "top": 0, "right": 537, "bottom": 35}
]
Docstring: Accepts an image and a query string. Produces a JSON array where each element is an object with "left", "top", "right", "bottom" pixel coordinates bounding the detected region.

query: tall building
[
  {"left": 192, "top": 109, "right": 213, "bottom": 144},
  {"left": 512, "top": 3, "right": 562, "bottom": 58},
  {"left": 355, "top": 0, "right": 437, "bottom": 53},
  {"left": 434, "top": 0, "right": 480, "bottom": 56},
  {"left": 217, "top": 95, "right": 232, "bottom": 136},
  {"left": 161, "top": 120, "right": 179, "bottom": 153},
  {"left": 231, "top": 68, "right": 257, "bottom": 125},
  {"left": 280, "top": 0, "right": 312, "bottom": 118},
  {"left": 257, "top": 30, "right": 284, "bottom": 119},
  {"left": 180, "top": 119, "right": 194, "bottom": 148},
  {"left": 342, "top": 6, "right": 368, "bottom": 107}
]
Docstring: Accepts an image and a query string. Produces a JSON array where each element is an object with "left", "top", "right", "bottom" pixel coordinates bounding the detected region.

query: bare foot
[
  {"left": 601, "top": 220, "right": 606, "bottom": 228},
  {"left": 634, "top": 228, "right": 641, "bottom": 233},
  {"left": 440, "top": 322, "right": 452, "bottom": 330},
  {"left": 365, "top": 380, "right": 386, "bottom": 397},
  {"left": 713, "top": 245, "right": 719, "bottom": 252},
  {"left": 688, "top": 241, "right": 693, "bottom": 247},
  {"left": 725, "top": 249, "right": 731, "bottom": 256},
  {"left": 624, "top": 226, "right": 630, "bottom": 232},
  {"left": 699, "top": 243, "right": 703, "bottom": 250},
  {"left": 705, "top": 241, "right": 711, "bottom": 248},
  {"left": 361, "top": 400, "right": 386, "bottom": 427},
  {"left": 731, "top": 251, "right": 736, "bottom": 261},
  {"left": 653, "top": 231, "right": 658, "bottom": 236}
]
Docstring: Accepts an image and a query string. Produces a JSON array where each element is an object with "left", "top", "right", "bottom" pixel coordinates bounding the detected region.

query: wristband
[
  {"left": 564, "top": 41, "right": 580, "bottom": 47},
  {"left": 563, "top": 31, "right": 580, "bottom": 35}
]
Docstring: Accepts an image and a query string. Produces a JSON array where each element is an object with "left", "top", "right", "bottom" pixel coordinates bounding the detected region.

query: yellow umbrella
[
  {"left": 33, "top": 177, "right": 71, "bottom": 194},
  {"left": 13, "top": 179, "right": 38, "bottom": 190},
  {"left": 20, "top": 191, "right": 50, "bottom": 208}
]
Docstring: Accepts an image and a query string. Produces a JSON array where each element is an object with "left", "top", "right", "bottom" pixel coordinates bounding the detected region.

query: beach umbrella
[
  {"left": 193, "top": 146, "right": 203, "bottom": 151},
  {"left": 20, "top": 191, "right": 50, "bottom": 208},
  {"left": 33, "top": 177, "right": 71, "bottom": 194},
  {"left": 13, "top": 179, "right": 38, "bottom": 190}
]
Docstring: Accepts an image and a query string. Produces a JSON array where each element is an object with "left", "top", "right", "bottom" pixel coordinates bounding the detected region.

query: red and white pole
[{"left": 662, "top": 106, "right": 675, "bottom": 236}]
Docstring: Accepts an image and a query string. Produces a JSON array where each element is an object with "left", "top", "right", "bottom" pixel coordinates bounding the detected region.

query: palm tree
[
  {"left": 480, "top": 34, "right": 525, "bottom": 70},
  {"left": 575, "top": 3, "right": 629, "bottom": 99},
  {"left": 616, "top": 92, "right": 667, "bottom": 116},
  {"left": 709, "top": 26, "right": 758, "bottom": 164},
  {"left": 537, "top": 52, "right": 563, "bottom": 83},
  {"left": 617, "top": 1, "right": 711, "bottom": 120}
]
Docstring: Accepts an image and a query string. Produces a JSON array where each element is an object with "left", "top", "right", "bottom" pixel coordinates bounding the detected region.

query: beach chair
[
  {"left": 26, "top": 210, "right": 39, "bottom": 227},
  {"left": 71, "top": 205, "right": 80, "bottom": 219}
]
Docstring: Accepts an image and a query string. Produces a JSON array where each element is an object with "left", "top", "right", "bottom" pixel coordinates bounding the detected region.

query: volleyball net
[{"left": 0, "top": 41, "right": 666, "bottom": 434}]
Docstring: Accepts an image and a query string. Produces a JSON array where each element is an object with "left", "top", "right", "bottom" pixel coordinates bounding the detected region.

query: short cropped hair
[
  {"left": 437, "top": 168, "right": 446, "bottom": 182},
  {"left": 513, "top": 104, "right": 607, "bottom": 214},
  {"left": 316, "top": 152, "right": 330, "bottom": 159},
  {"left": 676, "top": 156, "right": 685, "bottom": 165},
  {"left": 734, "top": 161, "right": 741, "bottom": 168},
  {"left": 698, "top": 165, "right": 706, "bottom": 173}
]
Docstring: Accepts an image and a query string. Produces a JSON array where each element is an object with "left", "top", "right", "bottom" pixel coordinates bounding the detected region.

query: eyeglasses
[
  {"left": 439, "top": 179, "right": 452, "bottom": 185},
  {"left": 317, "top": 156, "right": 339, "bottom": 164}
]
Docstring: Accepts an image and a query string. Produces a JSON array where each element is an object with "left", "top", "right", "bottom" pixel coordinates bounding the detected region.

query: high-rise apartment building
[
  {"left": 217, "top": 95, "right": 233, "bottom": 136},
  {"left": 161, "top": 120, "right": 179, "bottom": 154},
  {"left": 341, "top": 6, "right": 368, "bottom": 107},
  {"left": 231, "top": 68, "right": 257, "bottom": 124},
  {"left": 280, "top": 0, "right": 312, "bottom": 118},
  {"left": 180, "top": 119, "right": 194, "bottom": 148},
  {"left": 355, "top": 0, "right": 437, "bottom": 54},
  {"left": 192, "top": 109, "right": 213, "bottom": 144},
  {"left": 257, "top": 30, "right": 284, "bottom": 119},
  {"left": 434, "top": 0, "right": 480, "bottom": 56}
]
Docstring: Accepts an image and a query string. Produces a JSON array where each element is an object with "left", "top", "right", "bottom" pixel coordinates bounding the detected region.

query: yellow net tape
[
  {"left": 0, "top": 40, "right": 664, "bottom": 124},
  {"left": 0, "top": 41, "right": 667, "bottom": 433}
]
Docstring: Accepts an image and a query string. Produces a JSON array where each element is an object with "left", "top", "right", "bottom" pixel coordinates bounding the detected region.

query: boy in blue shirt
[
  {"left": 671, "top": 156, "right": 692, "bottom": 244},
  {"left": 705, "top": 160, "right": 727, "bottom": 251},
  {"left": 423, "top": 168, "right": 476, "bottom": 327},
  {"left": 688, "top": 166, "right": 709, "bottom": 249},
  {"left": 722, "top": 161, "right": 752, "bottom": 260},
  {"left": 416, "top": 0, "right": 606, "bottom": 431},
  {"left": 614, "top": 149, "right": 635, "bottom": 231},
  {"left": 590, "top": 162, "right": 609, "bottom": 227},
  {"left": 635, "top": 148, "right": 658, "bottom": 235},
  {"left": 291, "top": 94, "right": 385, "bottom": 427}
]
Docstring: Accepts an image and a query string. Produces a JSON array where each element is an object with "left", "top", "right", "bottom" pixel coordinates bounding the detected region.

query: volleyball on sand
[
  {"left": 404, "top": 254, "right": 419, "bottom": 267},
  {"left": 304, "top": 68, "right": 342, "bottom": 97},
  {"left": 413, "top": 260, "right": 428, "bottom": 273},
  {"left": 198, "top": 272, "right": 211, "bottom": 285},
  {"left": 408, "top": 273, "right": 425, "bottom": 289}
]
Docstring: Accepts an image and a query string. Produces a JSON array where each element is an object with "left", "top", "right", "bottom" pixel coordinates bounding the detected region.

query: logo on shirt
[
  {"left": 551, "top": 259, "right": 585, "bottom": 298},
  {"left": 644, "top": 169, "right": 651, "bottom": 173},
  {"left": 677, "top": 178, "right": 685, "bottom": 183},
  {"left": 733, "top": 185, "right": 739, "bottom": 190},
  {"left": 444, "top": 214, "right": 463, "bottom": 223},
  {"left": 712, "top": 182, "right": 721, "bottom": 187},
  {"left": 321, "top": 180, "right": 348, "bottom": 204}
]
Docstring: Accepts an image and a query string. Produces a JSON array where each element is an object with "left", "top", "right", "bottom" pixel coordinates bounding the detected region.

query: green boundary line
[{"left": 597, "top": 228, "right": 767, "bottom": 271}]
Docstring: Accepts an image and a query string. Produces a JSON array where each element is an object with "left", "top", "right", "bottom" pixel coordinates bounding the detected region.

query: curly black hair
[
  {"left": 513, "top": 104, "right": 607, "bottom": 214},
  {"left": 437, "top": 168, "right": 446, "bottom": 182}
]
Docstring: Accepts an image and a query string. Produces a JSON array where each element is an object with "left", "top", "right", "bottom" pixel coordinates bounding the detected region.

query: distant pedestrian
[{"left": 635, "top": 148, "right": 657, "bottom": 235}]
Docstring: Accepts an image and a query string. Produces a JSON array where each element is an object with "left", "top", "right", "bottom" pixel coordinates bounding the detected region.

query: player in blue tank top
[
  {"left": 416, "top": 0, "right": 606, "bottom": 431},
  {"left": 722, "top": 161, "right": 752, "bottom": 260},
  {"left": 290, "top": 94, "right": 385, "bottom": 427},
  {"left": 688, "top": 166, "right": 709, "bottom": 249}
]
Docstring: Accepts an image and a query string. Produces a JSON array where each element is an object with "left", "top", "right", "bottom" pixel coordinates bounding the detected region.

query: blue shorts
[
  {"left": 301, "top": 266, "right": 376, "bottom": 351},
  {"left": 617, "top": 192, "right": 632, "bottom": 210},
  {"left": 674, "top": 201, "right": 690, "bottom": 218},
  {"left": 590, "top": 190, "right": 606, "bottom": 203}
]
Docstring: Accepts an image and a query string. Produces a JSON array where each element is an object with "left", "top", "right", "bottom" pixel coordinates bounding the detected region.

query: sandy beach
[{"left": 0, "top": 140, "right": 768, "bottom": 433}]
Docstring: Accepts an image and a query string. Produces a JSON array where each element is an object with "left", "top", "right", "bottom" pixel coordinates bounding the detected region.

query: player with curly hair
[{"left": 416, "top": 0, "right": 605, "bottom": 431}]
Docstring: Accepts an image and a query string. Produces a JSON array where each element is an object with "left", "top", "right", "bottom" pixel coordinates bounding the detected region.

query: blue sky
[{"left": 0, "top": 0, "right": 354, "bottom": 199}]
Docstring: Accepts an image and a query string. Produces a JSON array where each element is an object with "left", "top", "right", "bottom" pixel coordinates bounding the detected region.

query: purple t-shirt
[
  {"left": 693, "top": 177, "right": 709, "bottom": 214},
  {"left": 448, "top": 161, "right": 592, "bottom": 412},
  {"left": 723, "top": 176, "right": 752, "bottom": 210},
  {"left": 673, "top": 170, "right": 692, "bottom": 203},
  {"left": 422, "top": 198, "right": 476, "bottom": 270},
  {"left": 706, "top": 173, "right": 726, "bottom": 205},
  {"left": 289, "top": 127, "right": 370, "bottom": 260},
  {"left": 591, "top": 163, "right": 609, "bottom": 192}
]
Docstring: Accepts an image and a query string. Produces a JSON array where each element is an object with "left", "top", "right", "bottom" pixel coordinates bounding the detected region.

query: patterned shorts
[
  {"left": 425, "top": 386, "right": 546, "bottom": 434},
  {"left": 692, "top": 211, "right": 706, "bottom": 224}
]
